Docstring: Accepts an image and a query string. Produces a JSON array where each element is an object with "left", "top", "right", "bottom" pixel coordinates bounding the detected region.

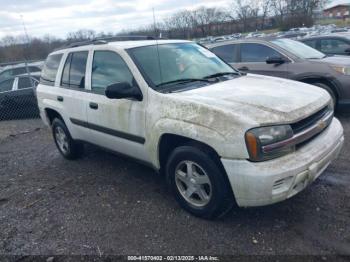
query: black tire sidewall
[
  {"left": 52, "top": 118, "right": 76, "bottom": 159},
  {"left": 166, "top": 146, "right": 232, "bottom": 218}
]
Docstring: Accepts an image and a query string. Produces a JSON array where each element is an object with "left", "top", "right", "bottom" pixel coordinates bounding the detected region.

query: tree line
[{"left": 0, "top": 0, "right": 329, "bottom": 63}]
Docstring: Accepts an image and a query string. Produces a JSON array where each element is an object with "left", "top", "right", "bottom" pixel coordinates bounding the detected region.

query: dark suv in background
[
  {"left": 207, "top": 38, "right": 350, "bottom": 111},
  {"left": 300, "top": 33, "right": 350, "bottom": 56}
]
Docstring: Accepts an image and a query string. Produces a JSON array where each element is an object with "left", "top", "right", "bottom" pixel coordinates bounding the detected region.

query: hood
[
  {"left": 314, "top": 55, "right": 350, "bottom": 66},
  {"left": 173, "top": 74, "right": 330, "bottom": 126}
]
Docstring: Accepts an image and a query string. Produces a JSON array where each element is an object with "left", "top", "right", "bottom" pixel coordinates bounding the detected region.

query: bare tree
[
  {"left": 66, "top": 29, "right": 96, "bottom": 42},
  {"left": 260, "top": 0, "right": 272, "bottom": 30},
  {"left": 231, "top": 0, "right": 253, "bottom": 32}
]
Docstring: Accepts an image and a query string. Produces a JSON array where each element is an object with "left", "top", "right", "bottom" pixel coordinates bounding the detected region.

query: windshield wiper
[
  {"left": 203, "top": 72, "right": 238, "bottom": 79},
  {"left": 156, "top": 78, "right": 210, "bottom": 88}
]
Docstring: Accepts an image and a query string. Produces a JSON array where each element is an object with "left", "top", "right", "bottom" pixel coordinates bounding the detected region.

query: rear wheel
[
  {"left": 313, "top": 82, "right": 337, "bottom": 108},
  {"left": 52, "top": 118, "right": 84, "bottom": 160},
  {"left": 166, "top": 146, "right": 234, "bottom": 219}
]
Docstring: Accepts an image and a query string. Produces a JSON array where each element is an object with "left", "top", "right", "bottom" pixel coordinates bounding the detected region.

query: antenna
[{"left": 20, "top": 15, "right": 34, "bottom": 88}]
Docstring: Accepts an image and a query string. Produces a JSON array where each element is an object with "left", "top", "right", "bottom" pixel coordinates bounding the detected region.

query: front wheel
[{"left": 166, "top": 146, "right": 234, "bottom": 219}]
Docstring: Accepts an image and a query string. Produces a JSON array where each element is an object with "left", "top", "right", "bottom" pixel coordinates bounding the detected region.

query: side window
[
  {"left": 0, "top": 69, "right": 13, "bottom": 81},
  {"left": 28, "top": 66, "right": 41, "bottom": 73},
  {"left": 91, "top": 51, "right": 134, "bottom": 94},
  {"left": 320, "top": 39, "right": 350, "bottom": 54},
  {"left": 12, "top": 67, "right": 26, "bottom": 76},
  {"left": 211, "top": 44, "right": 238, "bottom": 63},
  {"left": 303, "top": 39, "right": 317, "bottom": 49},
  {"left": 0, "top": 79, "right": 14, "bottom": 92},
  {"left": 41, "top": 54, "right": 63, "bottom": 86},
  {"left": 61, "top": 53, "right": 72, "bottom": 87},
  {"left": 18, "top": 77, "right": 34, "bottom": 89},
  {"left": 241, "top": 43, "right": 281, "bottom": 62},
  {"left": 61, "top": 51, "right": 88, "bottom": 89}
]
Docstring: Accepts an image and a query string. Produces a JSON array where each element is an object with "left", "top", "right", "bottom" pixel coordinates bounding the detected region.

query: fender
[
  {"left": 146, "top": 118, "right": 229, "bottom": 169},
  {"left": 292, "top": 73, "right": 341, "bottom": 97}
]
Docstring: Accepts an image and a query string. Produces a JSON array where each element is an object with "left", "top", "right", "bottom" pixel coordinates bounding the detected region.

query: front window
[
  {"left": 128, "top": 43, "right": 237, "bottom": 92},
  {"left": 91, "top": 51, "right": 135, "bottom": 94},
  {"left": 240, "top": 43, "right": 281, "bottom": 62},
  {"left": 272, "top": 39, "right": 325, "bottom": 59}
]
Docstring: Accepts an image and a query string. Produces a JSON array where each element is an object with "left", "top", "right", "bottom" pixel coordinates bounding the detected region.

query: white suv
[{"left": 36, "top": 38, "right": 344, "bottom": 218}]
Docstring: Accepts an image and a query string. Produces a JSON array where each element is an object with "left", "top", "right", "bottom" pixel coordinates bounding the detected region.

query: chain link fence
[{"left": 0, "top": 61, "right": 42, "bottom": 121}]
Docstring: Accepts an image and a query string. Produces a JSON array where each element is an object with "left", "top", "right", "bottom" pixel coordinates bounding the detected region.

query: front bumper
[{"left": 221, "top": 118, "right": 344, "bottom": 207}]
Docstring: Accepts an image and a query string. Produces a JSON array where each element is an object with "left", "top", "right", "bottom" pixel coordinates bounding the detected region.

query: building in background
[{"left": 323, "top": 2, "right": 350, "bottom": 19}]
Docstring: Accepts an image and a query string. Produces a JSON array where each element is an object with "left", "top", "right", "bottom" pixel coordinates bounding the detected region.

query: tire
[
  {"left": 52, "top": 118, "right": 84, "bottom": 160},
  {"left": 166, "top": 146, "right": 234, "bottom": 219},
  {"left": 313, "top": 82, "right": 337, "bottom": 108}
]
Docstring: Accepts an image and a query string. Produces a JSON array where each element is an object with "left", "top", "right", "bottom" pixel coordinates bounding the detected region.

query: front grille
[
  {"left": 261, "top": 105, "right": 333, "bottom": 155},
  {"left": 292, "top": 106, "right": 333, "bottom": 148},
  {"left": 291, "top": 106, "right": 329, "bottom": 133}
]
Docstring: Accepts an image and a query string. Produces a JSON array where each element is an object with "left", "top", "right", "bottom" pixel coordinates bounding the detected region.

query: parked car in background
[
  {"left": 246, "top": 32, "right": 265, "bottom": 38},
  {"left": 0, "top": 61, "right": 43, "bottom": 82},
  {"left": 36, "top": 38, "right": 343, "bottom": 218},
  {"left": 0, "top": 72, "right": 40, "bottom": 120},
  {"left": 208, "top": 38, "right": 350, "bottom": 111},
  {"left": 300, "top": 33, "right": 350, "bottom": 56}
]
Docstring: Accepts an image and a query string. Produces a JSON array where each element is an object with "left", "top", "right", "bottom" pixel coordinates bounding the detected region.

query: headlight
[
  {"left": 245, "top": 125, "right": 294, "bottom": 162},
  {"left": 331, "top": 65, "right": 350, "bottom": 75}
]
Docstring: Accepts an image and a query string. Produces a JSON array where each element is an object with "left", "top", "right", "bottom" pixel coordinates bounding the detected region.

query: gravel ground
[{"left": 0, "top": 115, "right": 349, "bottom": 259}]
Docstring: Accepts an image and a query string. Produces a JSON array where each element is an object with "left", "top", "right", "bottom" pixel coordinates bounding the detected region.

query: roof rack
[{"left": 58, "top": 35, "right": 157, "bottom": 50}]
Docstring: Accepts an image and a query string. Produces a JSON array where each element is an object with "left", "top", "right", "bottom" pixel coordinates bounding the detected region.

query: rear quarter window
[
  {"left": 303, "top": 39, "right": 317, "bottom": 49},
  {"left": 40, "top": 54, "right": 63, "bottom": 86},
  {"left": 211, "top": 44, "right": 238, "bottom": 63}
]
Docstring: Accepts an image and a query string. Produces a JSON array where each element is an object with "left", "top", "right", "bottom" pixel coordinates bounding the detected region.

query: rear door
[
  {"left": 12, "top": 76, "right": 39, "bottom": 117},
  {"left": 236, "top": 43, "right": 289, "bottom": 78},
  {"left": 57, "top": 51, "right": 91, "bottom": 141}
]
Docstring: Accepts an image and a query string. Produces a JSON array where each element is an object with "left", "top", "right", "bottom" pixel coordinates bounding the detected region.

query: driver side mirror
[
  {"left": 266, "top": 56, "right": 287, "bottom": 64},
  {"left": 105, "top": 82, "right": 142, "bottom": 101}
]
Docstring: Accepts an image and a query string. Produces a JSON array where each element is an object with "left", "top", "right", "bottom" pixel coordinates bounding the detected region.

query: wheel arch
[
  {"left": 158, "top": 133, "right": 225, "bottom": 176},
  {"left": 296, "top": 76, "right": 340, "bottom": 101},
  {"left": 44, "top": 108, "right": 64, "bottom": 125}
]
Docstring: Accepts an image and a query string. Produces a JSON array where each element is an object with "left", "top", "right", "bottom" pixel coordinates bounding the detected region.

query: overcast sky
[{"left": 0, "top": 0, "right": 345, "bottom": 39}]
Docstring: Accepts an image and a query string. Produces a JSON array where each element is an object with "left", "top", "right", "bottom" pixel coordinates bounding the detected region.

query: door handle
[
  {"left": 89, "top": 102, "right": 98, "bottom": 110},
  {"left": 238, "top": 66, "right": 249, "bottom": 71},
  {"left": 57, "top": 96, "right": 64, "bottom": 102}
]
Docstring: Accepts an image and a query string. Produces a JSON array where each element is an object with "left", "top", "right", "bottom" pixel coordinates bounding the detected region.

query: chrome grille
[{"left": 262, "top": 106, "right": 333, "bottom": 153}]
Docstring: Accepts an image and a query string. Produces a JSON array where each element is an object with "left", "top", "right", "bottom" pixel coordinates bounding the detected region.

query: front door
[
  {"left": 85, "top": 50, "right": 148, "bottom": 162},
  {"left": 235, "top": 43, "right": 289, "bottom": 78}
]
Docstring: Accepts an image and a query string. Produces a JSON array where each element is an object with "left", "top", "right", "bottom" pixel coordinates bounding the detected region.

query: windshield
[
  {"left": 128, "top": 42, "right": 237, "bottom": 91},
  {"left": 272, "top": 39, "right": 326, "bottom": 59}
]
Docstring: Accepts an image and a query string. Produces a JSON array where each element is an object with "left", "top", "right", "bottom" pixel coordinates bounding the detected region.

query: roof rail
[{"left": 57, "top": 35, "right": 157, "bottom": 50}]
